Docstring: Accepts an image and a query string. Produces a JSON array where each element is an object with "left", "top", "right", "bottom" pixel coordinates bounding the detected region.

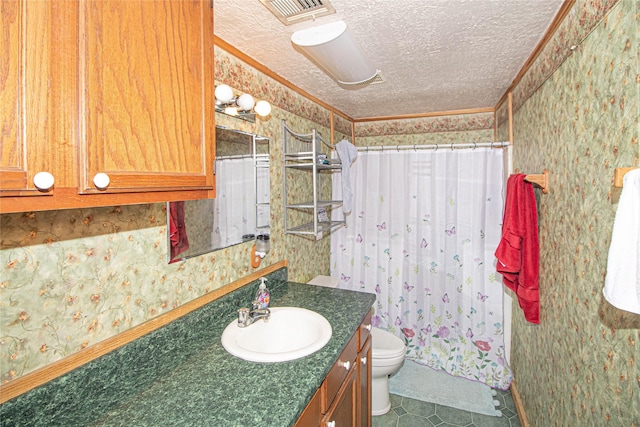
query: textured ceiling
[{"left": 213, "top": 0, "right": 564, "bottom": 119}]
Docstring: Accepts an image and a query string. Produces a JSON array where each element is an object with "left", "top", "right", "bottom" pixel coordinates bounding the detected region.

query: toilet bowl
[
  {"left": 371, "top": 327, "right": 406, "bottom": 416},
  {"left": 305, "top": 277, "right": 406, "bottom": 416}
]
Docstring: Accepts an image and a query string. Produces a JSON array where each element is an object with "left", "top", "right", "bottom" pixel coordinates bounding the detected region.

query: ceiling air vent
[
  {"left": 259, "top": 0, "right": 336, "bottom": 25},
  {"left": 339, "top": 71, "right": 385, "bottom": 90}
]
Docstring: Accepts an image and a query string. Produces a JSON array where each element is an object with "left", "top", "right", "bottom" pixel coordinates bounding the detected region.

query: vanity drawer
[
  {"left": 359, "top": 310, "right": 372, "bottom": 351},
  {"left": 324, "top": 330, "right": 358, "bottom": 410}
]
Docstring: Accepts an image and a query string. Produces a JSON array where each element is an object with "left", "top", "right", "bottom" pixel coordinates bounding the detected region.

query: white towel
[
  {"left": 335, "top": 139, "right": 357, "bottom": 214},
  {"left": 603, "top": 168, "right": 640, "bottom": 314}
]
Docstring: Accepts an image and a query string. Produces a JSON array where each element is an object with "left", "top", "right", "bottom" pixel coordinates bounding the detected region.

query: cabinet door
[
  {"left": 294, "top": 386, "right": 323, "bottom": 427},
  {"left": 78, "top": 0, "right": 214, "bottom": 193},
  {"left": 358, "top": 336, "right": 372, "bottom": 427},
  {"left": 322, "top": 366, "right": 358, "bottom": 427},
  {"left": 0, "top": 1, "right": 61, "bottom": 196}
]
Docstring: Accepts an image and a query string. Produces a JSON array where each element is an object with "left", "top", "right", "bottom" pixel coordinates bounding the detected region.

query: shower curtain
[
  {"left": 212, "top": 157, "right": 255, "bottom": 247},
  {"left": 330, "top": 146, "right": 513, "bottom": 389}
]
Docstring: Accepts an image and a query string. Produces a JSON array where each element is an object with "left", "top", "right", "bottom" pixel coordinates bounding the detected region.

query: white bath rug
[{"left": 388, "top": 360, "right": 502, "bottom": 417}]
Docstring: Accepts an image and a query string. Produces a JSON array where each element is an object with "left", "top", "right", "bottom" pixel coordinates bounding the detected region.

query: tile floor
[{"left": 372, "top": 388, "right": 522, "bottom": 427}]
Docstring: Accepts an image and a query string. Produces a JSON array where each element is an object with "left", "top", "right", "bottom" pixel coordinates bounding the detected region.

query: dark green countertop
[{"left": 1, "top": 272, "right": 375, "bottom": 427}]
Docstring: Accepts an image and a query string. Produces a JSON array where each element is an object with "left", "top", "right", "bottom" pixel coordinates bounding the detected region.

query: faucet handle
[{"left": 237, "top": 307, "right": 250, "bottom": 326}]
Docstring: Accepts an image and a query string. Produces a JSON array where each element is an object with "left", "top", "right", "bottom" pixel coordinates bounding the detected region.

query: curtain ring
[
  {"left": 473, "top": 142, "right": 477, "bottom": 150},
  {"left": 434, "top": 144, "right": 439, "bottom": 151},
  {"left": 414, "top": 145, "right": 417, "bottom": 151},
  {"left": 491, "top": 141, "right": 495, "bottom": 149},
  {"left": 396, "top": 145, "right": 400, "bottom": 152},
  {"left": 451, "top": 143, "right": 455, "bottom": 150}
]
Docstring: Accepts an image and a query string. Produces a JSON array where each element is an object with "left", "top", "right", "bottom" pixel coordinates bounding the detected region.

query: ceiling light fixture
[
  {"left": 291, "top": 20, "right": 379, "bottom": 89},
  {"left": 214, "top": 84, "right": 272, "bottom": 122}
]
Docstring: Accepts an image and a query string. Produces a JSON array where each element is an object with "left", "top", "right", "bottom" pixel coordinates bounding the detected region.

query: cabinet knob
[
  {"left": 364, "top": 324, "right": 372, "bottom": 331},
  {"left": 327, "top": 421, "right": 336, "bottom": 427},
  {"left": 360, "top": 356, "right": 367, "bottom": 365},
  {"left": 93, "top": 173, "right": 110, "bottom": 190},
  {"left": 339, "top": 360, "right": 351, "bottom": 371},
  {"left": 33, "top": 172, "right": 55, "bottom": 191}
]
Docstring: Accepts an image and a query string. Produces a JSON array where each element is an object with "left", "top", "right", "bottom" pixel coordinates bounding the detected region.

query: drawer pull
[
  {"left": 327, "top": 421, "right": 336, "bottom": 427},
  {"left": 93, "top": 173, "right": 110, "bottom": 190},
  {"left": 364, "top": 324, "right": 372, "bottom": 331},
  {"left": 360, "top": 356, "right": 367, "bottom": 365},
  {"left": 33, "top": 172, "right": 54, "bottom": 191},
  {"left": 339, "top": 360, "right": 351, "bottom": 370}
]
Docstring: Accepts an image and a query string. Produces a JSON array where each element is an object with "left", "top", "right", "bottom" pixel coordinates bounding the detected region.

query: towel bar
[
  {"left": 523, "top": 169, "right": 549, "bottom": 194},
  {"left": 613, "top": 167, "right": 638, "bottom": 188}
]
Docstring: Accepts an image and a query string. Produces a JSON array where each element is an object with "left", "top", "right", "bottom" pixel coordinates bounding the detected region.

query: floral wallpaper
[
  {"left": 356, "top": 129, "right": 495, "bottom": 148},
  {"left": 506, "top": 0, "right": 639, "bottom": 425},
  {"left": 510, "top": 0, "right": 622, "bottom": 115},
  {"left": 0, "top": 204, "right": 255, "bottom": 383},
  {"left": 333, "top": 114, "right": 352, "bottom": 139},
  {"left": 495, "top": 101, "right": 509, "bottom": 140},
  {"left": 354, "top": 112, "right": 494, "bottom": 138},
  {"left": 497, "top": 0, "right": 622, "bottom": 130}
]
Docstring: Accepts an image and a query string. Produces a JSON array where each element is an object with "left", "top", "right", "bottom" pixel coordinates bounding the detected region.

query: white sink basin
[{"left": 221, "top": 307, "right": 332, "bottom": 363}]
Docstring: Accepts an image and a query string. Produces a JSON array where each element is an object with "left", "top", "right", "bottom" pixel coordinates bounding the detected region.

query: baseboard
[{"left": 510, "top": 380, "right": 530, "bottom": 427}]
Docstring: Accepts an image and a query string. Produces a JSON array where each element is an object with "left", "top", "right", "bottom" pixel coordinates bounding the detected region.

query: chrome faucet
[{"left": 237, "top": 303, "right": 271, "bottom": 328}]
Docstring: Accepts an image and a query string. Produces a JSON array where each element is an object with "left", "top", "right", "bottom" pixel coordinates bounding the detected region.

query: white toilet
[
  {"left": 306, "top": 276, "right": 406, "bottom": 416},
  {"left": 371, "top": 327, "right": 406, "bottom": 416}
]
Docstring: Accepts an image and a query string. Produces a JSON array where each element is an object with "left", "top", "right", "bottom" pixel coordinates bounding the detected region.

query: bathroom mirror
[{"left": 167, "top": 126, "right": 270, "bottom": 263}]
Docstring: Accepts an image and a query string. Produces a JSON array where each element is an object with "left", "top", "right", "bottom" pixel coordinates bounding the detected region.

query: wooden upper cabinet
[
  {"left": 0, "top": 1, "right": 61, "bottom": 196},
  {"left": 1, "top": 0, "right": 214, "bottom": 212},
  {"left": 78, "top": 0, "right": 214, "bottom": 193}
]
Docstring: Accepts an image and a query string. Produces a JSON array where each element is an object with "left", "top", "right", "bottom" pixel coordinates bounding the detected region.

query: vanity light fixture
[
  {"left": 291, "top": 20, "right": 380, "bottom": 89},
  {"left": 215, "top": 84, "right": 272, "bottom": 121}
]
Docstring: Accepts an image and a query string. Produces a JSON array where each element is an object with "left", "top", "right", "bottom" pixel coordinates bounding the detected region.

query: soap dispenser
[{"left": 254, "top": 278, "right": 270, "bottom": 309}]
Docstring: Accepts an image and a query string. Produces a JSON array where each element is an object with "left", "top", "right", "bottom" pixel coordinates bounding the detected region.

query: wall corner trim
[{"left": 510, "top": 380, "right": 530, "bottom": 427}]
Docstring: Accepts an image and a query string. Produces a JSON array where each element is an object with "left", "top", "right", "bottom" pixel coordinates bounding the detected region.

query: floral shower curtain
[{"left": 330, "top": 147, "right": 513, "bottom": 389}]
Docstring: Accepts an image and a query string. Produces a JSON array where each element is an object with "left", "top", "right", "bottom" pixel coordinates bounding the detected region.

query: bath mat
[{"left": 388, "top": 360, "right": 502, "bottom": 417}]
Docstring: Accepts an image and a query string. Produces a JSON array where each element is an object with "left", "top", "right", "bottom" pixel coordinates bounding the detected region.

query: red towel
[
  {"left": 495, "top": 174, "right": 540, "bottom": 324},
  {"left": 169, "top": 201, "right": 190, "bottom": 262}
]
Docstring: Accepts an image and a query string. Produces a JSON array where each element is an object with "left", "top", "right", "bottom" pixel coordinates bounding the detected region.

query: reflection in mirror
[{"left": 167, "top": 126, "right": 269, "bottom": 263}]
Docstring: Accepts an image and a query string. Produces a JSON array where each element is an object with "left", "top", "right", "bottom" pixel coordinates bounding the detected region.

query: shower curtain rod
[
  {"left": 216, "top": 153, "right": 269, "bottom": 160},
  {"left": 355, "top": 141, "right": 510, "bottom": 152}
]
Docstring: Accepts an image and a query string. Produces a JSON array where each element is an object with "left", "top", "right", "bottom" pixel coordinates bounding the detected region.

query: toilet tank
[{"left": 307, "top": 275, "right": 339, "bottom": 288}]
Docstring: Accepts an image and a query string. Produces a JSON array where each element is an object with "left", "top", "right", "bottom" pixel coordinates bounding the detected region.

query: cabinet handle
[
  {"left": 364, "top": 324, "right": 372, "bottom": 331},
  {"left": 339, "top": 360, "right": 350, "bottom": 371},
  {"left": 327, "top": 421, "right": 336, "bottom": 427},
  {"left": 360, "top": 356, "right": 367, "bottom": 365},
  {"left": 33, "top": 172, "right": 55, "bottom": 191},
  {"left": 93, "top": 173, "right": 110, "bottom": 190}
]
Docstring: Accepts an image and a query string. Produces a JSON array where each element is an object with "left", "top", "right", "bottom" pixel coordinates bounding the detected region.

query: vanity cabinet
[
  {"left": 295, "top": 312, "right": 372, "bottom": 427},
  {"left": 0, "top": 0, "right": 214, "bottom": 213},
  {"left": 358, "top": 312, "right": 372, "bottom": 427},
  {"left": 322, "top": 364, "right": 358, "bottom": 427}
]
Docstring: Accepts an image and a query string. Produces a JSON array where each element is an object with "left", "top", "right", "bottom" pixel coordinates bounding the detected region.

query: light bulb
[
  {"left": 236, "top": 93, "right": 255, "bottom": 111},
  {"left": 254, "top": 100, "right": 272, "bottom": 117},
  {"left": 214, "top": 84, "right": 234, "bottom": 103}
]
